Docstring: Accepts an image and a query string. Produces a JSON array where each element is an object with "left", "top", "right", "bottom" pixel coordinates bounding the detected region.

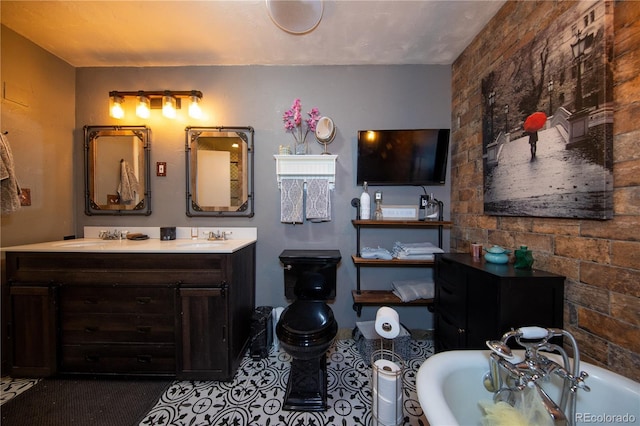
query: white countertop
[{"left": 2, "top": 227, "right": 257, "bottom": 254}]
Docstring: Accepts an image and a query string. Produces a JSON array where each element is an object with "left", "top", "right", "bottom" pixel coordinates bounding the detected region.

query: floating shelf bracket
[{"left": 274, "top": 155, "right": 338, "bottom": 190}]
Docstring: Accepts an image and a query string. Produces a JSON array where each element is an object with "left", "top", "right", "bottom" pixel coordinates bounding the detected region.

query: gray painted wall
[
  {"left": 0, "top": 26, "right": 76, "bottom": 248},
  {"left": 75, "top": 65, "right": 452, "bottom": 330}
]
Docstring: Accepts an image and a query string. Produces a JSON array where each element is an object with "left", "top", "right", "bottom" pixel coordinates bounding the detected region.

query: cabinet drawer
[
  {"left": 436, "top": 279, "right": 466, "bottom": 318},
  {"left": 60, "top": 287, "right": 174, "bottom": 314},
  {"left": 435, "top": 256, "right": 465, "bottom": 284},
  {"left": 61, "top": 344, "right": 175, "bottom": 374},
  {"left": 61, "top": 313, "right": 175, "bottom": 344}
]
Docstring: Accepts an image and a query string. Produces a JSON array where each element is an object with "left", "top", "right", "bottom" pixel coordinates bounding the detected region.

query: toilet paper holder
[
  {"left": 371, "top": 349, "right": 404, "bottom": 426},
  {"left": 371, "top": 306, "right": 404, "bottom": 426}
]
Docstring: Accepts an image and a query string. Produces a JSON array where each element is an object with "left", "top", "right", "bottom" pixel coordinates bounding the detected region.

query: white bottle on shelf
[{"left": 360, "top": 182, "right": 371, "bottom": 219}]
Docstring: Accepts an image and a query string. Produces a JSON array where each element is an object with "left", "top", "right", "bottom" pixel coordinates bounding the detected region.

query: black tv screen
[{"left": 357, "top": 129, "right": 450, "bottom": 186}]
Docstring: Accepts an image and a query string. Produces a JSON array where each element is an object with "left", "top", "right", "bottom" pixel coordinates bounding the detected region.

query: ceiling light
[{"left": 266, "top": 0, "right": 324, "bottom": 35}]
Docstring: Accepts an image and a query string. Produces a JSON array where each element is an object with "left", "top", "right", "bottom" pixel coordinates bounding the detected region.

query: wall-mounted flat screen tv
[{"left": 357, "top": 129, "right": 450, "bottom": 186}]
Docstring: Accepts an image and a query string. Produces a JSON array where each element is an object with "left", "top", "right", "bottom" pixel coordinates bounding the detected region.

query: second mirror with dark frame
[
  {"left": 186, "top": 126, "right": 254, "bottom": 217},
  {"left": 84, "top": 125, "right": 151, "bottom": 216}
]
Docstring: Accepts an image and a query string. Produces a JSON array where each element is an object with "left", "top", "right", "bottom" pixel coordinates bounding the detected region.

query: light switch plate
[{"left": 156, "top": 162, "right": 167, "bottom": 176}]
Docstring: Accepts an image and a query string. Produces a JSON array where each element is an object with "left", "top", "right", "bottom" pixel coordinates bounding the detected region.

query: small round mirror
[{"left": 315, "top": 116, "right": 335, "bottom": 154}]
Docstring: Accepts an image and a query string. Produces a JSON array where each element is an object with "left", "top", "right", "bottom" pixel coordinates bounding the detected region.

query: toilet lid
[{"left": 278, "top": 301, "right": 336, "bottom": 335}]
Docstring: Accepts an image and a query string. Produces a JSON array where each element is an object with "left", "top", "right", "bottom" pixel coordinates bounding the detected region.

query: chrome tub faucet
[{"left": 484, "top": 326, "right": 590, "bottom": 426}]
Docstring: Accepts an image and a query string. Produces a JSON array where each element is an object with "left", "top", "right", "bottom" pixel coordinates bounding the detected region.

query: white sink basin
[
  {"left": 175, "top": 241, "right": 227, "bottom": 248},
  {"left": 52, "top": 241, "right": 111, "bottom": 248}
]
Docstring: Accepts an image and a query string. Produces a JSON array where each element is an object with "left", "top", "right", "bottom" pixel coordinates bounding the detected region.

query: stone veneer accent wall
[{"left": 450, "top": 1, "right": 639, "bottom": 381}]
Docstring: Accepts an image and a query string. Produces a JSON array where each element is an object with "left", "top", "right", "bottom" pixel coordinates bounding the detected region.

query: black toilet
[{"left": 276, "top": 249, "right": 341, "bottom": 412}]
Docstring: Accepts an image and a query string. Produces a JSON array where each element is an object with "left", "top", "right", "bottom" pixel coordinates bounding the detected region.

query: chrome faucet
[
  {"left": 99, "top": 229, "right": 127, "bottom": 240},
  {"left": 484, "top": 327, "right": 590, "bottom": 426},
  {"left": 208, "top": 230, "right": 231, "bottom": 241}
]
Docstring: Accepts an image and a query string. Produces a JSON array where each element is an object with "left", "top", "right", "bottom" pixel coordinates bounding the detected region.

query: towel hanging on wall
[
  {"left": 280, "top": 178, "right": 304, "bottom": 224},
  {"left": 305, "top": 178, "right": 331, "bottom": 222},
  {"left": 0, "top": 132, "right": 21, "bottom": 215},
  {"left": 117, "top": 159, "right": 140, "bottom": 203}
]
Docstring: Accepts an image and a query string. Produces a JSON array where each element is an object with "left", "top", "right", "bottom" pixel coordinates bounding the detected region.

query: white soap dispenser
[{"left": 360, "top": 182, "right": 371, "bottom": 219}]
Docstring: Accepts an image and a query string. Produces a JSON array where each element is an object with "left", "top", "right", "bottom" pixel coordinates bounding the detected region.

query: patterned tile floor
[
  {"left": 0, "top": 376, "right": 39, "bottom": 405},
  {"left": 1, "top": 339, "right": 434, "bottom": 426}
]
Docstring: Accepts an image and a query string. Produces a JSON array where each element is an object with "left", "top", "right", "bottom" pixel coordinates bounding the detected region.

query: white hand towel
[
  {"left": 280, "top": 178, "right": 304, "bottom": 224},
  {"left": 305, "top": 178, "right": 331, "bottom": 222}
]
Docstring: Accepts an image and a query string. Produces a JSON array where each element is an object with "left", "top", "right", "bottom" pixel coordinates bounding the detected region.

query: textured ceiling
[{"left": 1, "top": 0, "right": 505, "bottom": 67}]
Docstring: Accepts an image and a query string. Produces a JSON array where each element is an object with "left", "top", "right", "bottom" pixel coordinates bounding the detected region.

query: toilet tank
[{"left": 279, "top": 250, "right": 341, "bottom": 300}]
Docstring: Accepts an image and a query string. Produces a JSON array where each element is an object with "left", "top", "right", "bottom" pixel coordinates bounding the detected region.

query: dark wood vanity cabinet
[
  {"left": 8, "top": 285, "right": 58, "bottom": 377},
  {"left": 177, "top": 249, "right": 256, "bottom": 380},
  {"left": 5, "top": 245, "right": 255, "bottom": 380},
  {"left": 434, "top": 253, "right": 564, "bottom": 352}
]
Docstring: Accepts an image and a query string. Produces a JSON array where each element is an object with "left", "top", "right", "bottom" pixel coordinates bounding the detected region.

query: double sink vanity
[{"left": 4, "top": 227, "right": 257, "bottom": 381}]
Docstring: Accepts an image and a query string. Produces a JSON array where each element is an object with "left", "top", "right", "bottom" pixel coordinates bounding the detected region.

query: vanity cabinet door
[
  {"left": 9, "top": 285, "right": 57, "bottom": 377},
  {"left": 178, "top": 287, "right": 229, "bottom": 380}
]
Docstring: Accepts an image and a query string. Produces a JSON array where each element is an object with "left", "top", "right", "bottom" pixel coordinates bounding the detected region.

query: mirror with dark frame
[
  {"left": 186, "top": 126, "right": 254, "bottom": 217},
  {"left": 84, "top": 125, "right": 151, "bottom": 216}
]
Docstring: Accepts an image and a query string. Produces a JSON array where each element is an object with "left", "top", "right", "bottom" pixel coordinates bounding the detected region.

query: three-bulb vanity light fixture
[{"left": 109, "top": 90, "right": 203, "bottom": 120}]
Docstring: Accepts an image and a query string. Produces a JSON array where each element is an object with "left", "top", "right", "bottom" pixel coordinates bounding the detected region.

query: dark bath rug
[{"left": 1, "top": 377, "right": 171, "bottom": 426}]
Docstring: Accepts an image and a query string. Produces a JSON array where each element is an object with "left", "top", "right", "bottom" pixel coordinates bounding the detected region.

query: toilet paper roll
[
  {"left": 373, "top": 359, "right": 402, "bottom": 401},
  {"left": 372, "top": 388, "right": 403, "bottom": 425},
  {"left": 272, "top": 307, "right": 284, "bottom": 350},
  {"left": 375, "top": 307, "right": 400, "bottom": 339}
]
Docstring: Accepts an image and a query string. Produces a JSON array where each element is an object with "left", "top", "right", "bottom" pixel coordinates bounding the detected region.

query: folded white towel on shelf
[
  {"left": 392, "top": 241, "right": 444, "bottom": 259},
  {"left": 280, "top": 178, "right": 304, "bottom": 224},
  {"left": 394, "top": 253, "right": 438, "bottom": 260},
  {"left": 360, "top": 247, "right": 393, "bottom": 260},
  {"left": 305, "top": 178, "right": 331, "bottom": 222},
  {"left": 392, "top": 279, "right": 435, "bottom": 302}
]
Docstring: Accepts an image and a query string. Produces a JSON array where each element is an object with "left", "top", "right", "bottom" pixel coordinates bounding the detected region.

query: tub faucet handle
[{"left": 518, "top": 326, "right": 549, "bottom": 340}]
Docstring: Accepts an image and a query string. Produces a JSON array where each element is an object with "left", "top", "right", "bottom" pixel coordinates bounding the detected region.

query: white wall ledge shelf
[{"left": 274, "top": 154, "right": 338, "bottom": 189}]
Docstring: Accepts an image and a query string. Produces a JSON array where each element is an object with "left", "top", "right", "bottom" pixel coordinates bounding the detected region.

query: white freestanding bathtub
[{"left": 416, "top": 350, "right": 640, "bottom": 426}]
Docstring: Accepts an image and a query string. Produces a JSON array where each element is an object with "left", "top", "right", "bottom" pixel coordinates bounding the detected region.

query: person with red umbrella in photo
[{"left": 524, "top": 112, "right": 547, "bottom": 158}]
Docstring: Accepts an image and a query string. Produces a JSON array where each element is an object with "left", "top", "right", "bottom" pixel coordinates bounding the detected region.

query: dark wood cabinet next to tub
[
  {"left": 434, "top": 253, "right": 565, "bottom": 352},
  {"left": 5, "top": 246, "right": 255, "bottom": 380}
]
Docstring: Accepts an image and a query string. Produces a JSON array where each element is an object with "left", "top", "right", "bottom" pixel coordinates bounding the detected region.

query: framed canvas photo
[{"left": 482, "top": 0, "right": 613, "bottom": 220}]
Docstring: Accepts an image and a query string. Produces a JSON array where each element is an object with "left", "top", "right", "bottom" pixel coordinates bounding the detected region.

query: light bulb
[
  {"left": 162, "top": 95, "right": 177, "bottom": 119},
  {"left": 109, "top": 95, "right": 125, "bottom": 119},
  {"left": 188, "top": 95, "right": 202, "bottom": 119},
  {"left": 136, "top": 95, "right": 150, "bottom": 119}
]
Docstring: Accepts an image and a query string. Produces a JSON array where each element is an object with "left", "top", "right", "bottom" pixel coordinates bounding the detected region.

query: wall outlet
[{"left": 20, "top": 188, "right": 31, "bottom": 206}]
